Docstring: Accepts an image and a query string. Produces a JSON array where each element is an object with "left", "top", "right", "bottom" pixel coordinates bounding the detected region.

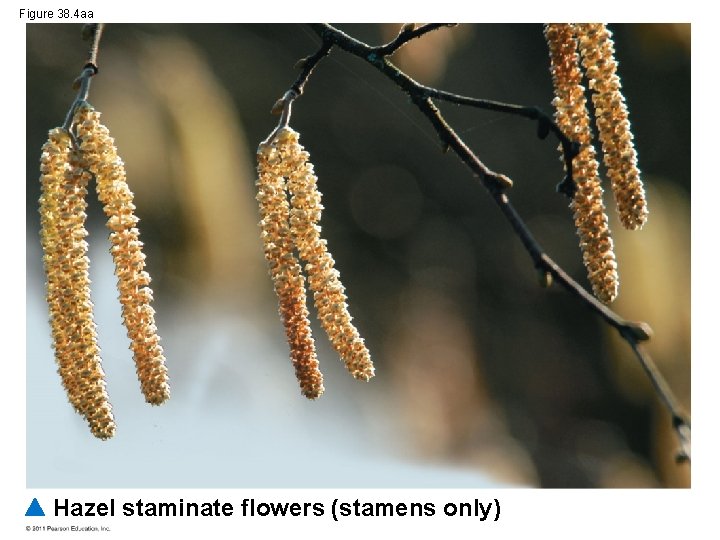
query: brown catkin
[
  {"left": 257, "top": 139, "right": 324, "bottom": 399},
  {"left": 544, "top": 23, "right": 619, "bottom": 304},
  {"left": 39, "top": 127, "right": 116, "bottom": 439},
  {"left": 73, "top": 103, "right": 170, "bottom": 405},
  {"left": 576, "top": 23, "right": 648, "bottom": 230},
  {"left": 275, "top": 128, "right": 375, "bottom": 382}
]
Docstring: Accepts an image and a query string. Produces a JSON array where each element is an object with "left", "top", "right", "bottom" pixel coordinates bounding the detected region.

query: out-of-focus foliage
[{"left": 26, "top": 24, "right": 690, "bottom": 487}]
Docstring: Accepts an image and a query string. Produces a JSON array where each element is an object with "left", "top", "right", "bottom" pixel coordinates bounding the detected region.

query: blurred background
[{"left": 26, "top": 24, "right": 690, "bottom": 488}]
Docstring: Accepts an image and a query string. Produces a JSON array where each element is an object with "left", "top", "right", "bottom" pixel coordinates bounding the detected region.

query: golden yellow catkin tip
[
  {"left": 275, "top": 127, "right": 375, "bottom": 382},
  {"left": 39, "top": 127, "right": 116, "bottom": 439},
  {"left": 575, "top": 23, "right": 648, "bottom": 230},
  {"left": 544, "top": 23, "right": 619, "bottom": 304},
  {"left": 257, "top": 141, "right": 325, "bottom": 399},
  {"left": 73, "top": 103, "right": 170, "bottom": 405}
]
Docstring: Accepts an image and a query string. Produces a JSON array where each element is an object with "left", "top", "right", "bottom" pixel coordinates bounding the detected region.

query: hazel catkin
[
  {"left": 277, "top": 128, "right": 375, "bottom": 382},
  {"left": 39, "top": 127, "right": 116, "bottom": 439},
  {"left": 257, "top": 140, "right": 325, "bottom": 399},
  {"left": 73, "top": 103, "right": 170, "bottom": 405},
  {"left": 255, "top": 125, "right": 374, "bottom": 396},
  {"left": 544, "top": 23, "right": 619, "bottom": 304},
  {"left": 576, "top": 23, "right": 648, "bottom": 230}
]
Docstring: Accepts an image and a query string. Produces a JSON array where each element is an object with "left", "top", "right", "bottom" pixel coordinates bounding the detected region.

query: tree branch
[
  {"left": 371, "top": 23, "right": 457, "bottom": 56},
  {"left": 283, "top": 23, "right": 690, "bottom": 462}
]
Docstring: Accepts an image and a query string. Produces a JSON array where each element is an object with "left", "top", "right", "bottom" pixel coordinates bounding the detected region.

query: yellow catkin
[
  {"left": 39, "top": 127, "right": 116, "bottom": 439},
  {"left": 544, "top": 23, "right": 619, "bottom": 304},
  {"left": 257, "top": 141, "right": 325, "bottom": 399},
  {"left": 73, "top": 103, "right": 170, "bottom": 405},
  {"left": 275, "top": 128, "right": 375, "bottom": 382},
  {"left": 576, "top": 23, "right": 648, "bottom": 230}
]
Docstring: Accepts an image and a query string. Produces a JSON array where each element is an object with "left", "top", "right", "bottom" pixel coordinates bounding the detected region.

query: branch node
[
  {"left": 536, "top": 115, "right": 551, "bottom": 139},
  {"left": 556, "top": 173, "right": 577, "bottom": 198},
  {"left": 537, "top": 267, "right": 553, "bottom": 288},
  {"left": 270, "top": 97, "right": 285, "bottom": 115},
  {"left": 624, "top": 321, "right": 653, "bottom": 342},
  {"left": 82, "top": 62, "right": 99, "bottom": 75},
  {"left": 493, "top": 173, "right": 513, "bottom": 190}
]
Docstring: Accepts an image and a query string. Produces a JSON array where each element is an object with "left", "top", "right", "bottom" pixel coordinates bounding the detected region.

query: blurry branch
[
  {"left": 62, "top": 23, "right": 104, "bottom": 132},
  {"left": 268, "top": 23, "right": 690, "bottom": 462}
]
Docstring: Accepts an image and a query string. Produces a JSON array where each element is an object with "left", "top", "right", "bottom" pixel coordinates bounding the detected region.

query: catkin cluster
[
  {"left": 256, "top": 127, "right": 374, "bottom": 398},
  {"left": 545, "top": 23, "right": 619, "bottom": 304},
  {"left": 38, "top": 102, "right": 169, "bottom": 438}
]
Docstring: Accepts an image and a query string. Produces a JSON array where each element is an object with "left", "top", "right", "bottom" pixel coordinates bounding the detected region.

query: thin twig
[
  {"left": 62, "top": 24, "right": 105, "bottom": 133},
  {"left": 310, "top": 23, "right": 578, "bottom": 197},
  {"left": 296, "top": 23, "right": 689, "bottom": 462},
  {"left": 83, "top": 23, "right": 104, "bottom": 70},
  {"left": 422, "top": 88, "right": 579, "bottom": 196},
  {"left": 371, "top": 23, "right": 457, "bottom": 56},
  {"left": 290, "top": 40, "right": 333, "bottom": 97}
]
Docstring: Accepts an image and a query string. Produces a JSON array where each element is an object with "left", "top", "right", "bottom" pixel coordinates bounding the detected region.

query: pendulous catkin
[
  {"left": 576, "top": 23, "right": 648, "bottom": 230},
  {"left": 256, "top": 126, "right": 374, "bottom": 396},
  {"left": 280, "top": 128, "right": 374, "bottom": 382},
  {"left": 544, "top": 23, "right": 619, "bottom": 304},
  {"left": 73, "top": 103, "right": 170, "bottom": 405},
  {"left": 39, "top": 128, "right": 116, "bottom": 439},
  {"left": 257, "top": 140, "right": 325, "bottom": 399}
]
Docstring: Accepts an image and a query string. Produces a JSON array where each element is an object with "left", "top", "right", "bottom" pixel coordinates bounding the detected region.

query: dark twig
[
  {"left": 371, "top": 23, "right": 457, "bottom": 56},
  {"left": 310, "top": 23, "right": 578, "bottom": 197},
  {"left": 624, "top": 340, "right": 691, "bottom": 462},
  {"left": 422, "top": 89, "right": 579, "bottom": 196},
  {"left": 262, "top": 41, "right": 334, "bottom": 146},
  {"left": 62, "top": 23, "right": 105, "bottom": 133},
  {"left": 83, "top": 23, "right": 104, "bottom": 70},
  {"left": 290, "top": 40, "right": 333, "bottom": 97},
  {"left": 292, "top": 23, "right": 690, "bottom": 462}
]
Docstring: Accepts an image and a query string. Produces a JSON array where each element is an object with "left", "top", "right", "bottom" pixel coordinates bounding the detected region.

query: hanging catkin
[
  {"left": 256, "top": 126, "right": 374, "bottom": 396},
  {"left": 544, "top": 23, "right": 619, "bottom": 304},
  {"left": 39, "top": 127, "right": 116, "bottom": 439},
  {"left": 257, "top": 138, "right": 325, "bottom": 399},
  {"left": 74, "top": 103, "right": 170, "bottom": 405},
  {"left": 575, "top": 23, "right": 648, "bottom": 230}
]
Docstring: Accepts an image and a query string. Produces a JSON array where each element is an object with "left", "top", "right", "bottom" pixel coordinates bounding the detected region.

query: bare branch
[
  {"left": 371, "top": 23, "right": 457, "bottom": 56},
  {"left": 286, "top": 23, "right": 690, "bottom": 462}
]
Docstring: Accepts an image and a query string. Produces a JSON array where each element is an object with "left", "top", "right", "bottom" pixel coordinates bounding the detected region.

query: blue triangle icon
[{"left": 25, "top": 498, "right": 45, "bottom": 517}]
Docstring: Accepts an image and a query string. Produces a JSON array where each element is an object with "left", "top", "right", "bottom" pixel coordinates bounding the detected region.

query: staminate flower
[
  {"left": 544, "top": 23, "right": 619, "bottom": 304},
  {"left": 576, "top": 23, "right": 648, "bottom": 230},
  {"left": 39, "top": 127, "right": 116, "bottom": 439},
  {"left": 73, "top": 103, "right": 170, "bottom": 405},
  {"left": 275, "top": 127, "right": 375, "bottom": 381},
  {"left": 257, "top": 141, "right": 324, "bottom": 399}
]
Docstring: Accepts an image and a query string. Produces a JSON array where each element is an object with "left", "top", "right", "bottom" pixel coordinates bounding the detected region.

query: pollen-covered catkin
[
  {"left": 576, "top": 23, "right": 648, "bottom": 230},
  {"left": 73, "top": 103, "right": 170, "bottom": 405},
  {"left": 39, "top": 128, "right": 116, "bottom": 439},
  {"left": 257, "top": 141, "right": 324, "bottom": 399},
  {"left": 544, "top": 23, "right": 619, "bottom": 304},
  {"left": 275, "top": 128, "right": 375, "bottom": 382}
]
